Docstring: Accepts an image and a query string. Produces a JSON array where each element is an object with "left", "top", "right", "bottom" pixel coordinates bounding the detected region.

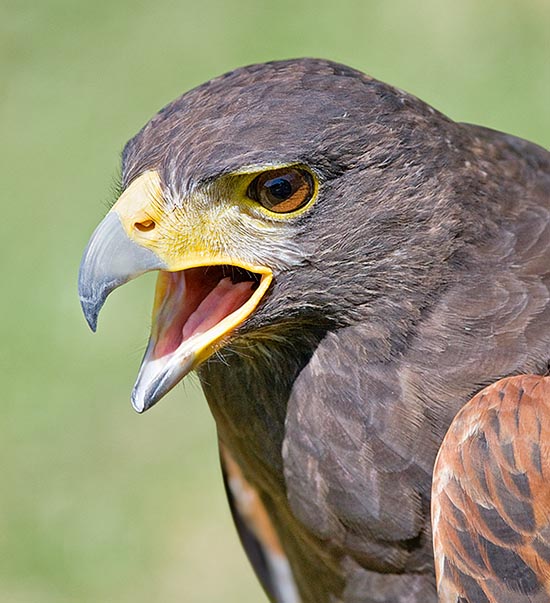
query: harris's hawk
[{"left": 78, "top": 59, "right": 550, "bottom": 602}]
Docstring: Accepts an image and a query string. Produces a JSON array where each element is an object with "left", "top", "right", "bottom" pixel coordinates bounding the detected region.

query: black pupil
[{"left": 265, "top": 177, "right": 293, "bottom": 200}]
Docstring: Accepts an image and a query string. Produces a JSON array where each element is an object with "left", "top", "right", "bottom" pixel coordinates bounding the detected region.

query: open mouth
[{"left": 132, "top": 263, "right": 272, "bottom": 412}]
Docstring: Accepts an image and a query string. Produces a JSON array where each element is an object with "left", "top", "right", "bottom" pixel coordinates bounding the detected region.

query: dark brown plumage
[{"left": 78, "top": 59, "right": 550, "bottom": 602}]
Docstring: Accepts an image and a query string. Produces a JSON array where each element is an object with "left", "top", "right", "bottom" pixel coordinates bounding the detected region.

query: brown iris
[{"left": 247, "top": 167, "right": 314, "bottom": 213}]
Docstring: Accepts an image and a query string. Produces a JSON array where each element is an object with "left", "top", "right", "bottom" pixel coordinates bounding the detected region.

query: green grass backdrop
[{"left": 2, "top": 1, "right": 549, "bottom": 601}]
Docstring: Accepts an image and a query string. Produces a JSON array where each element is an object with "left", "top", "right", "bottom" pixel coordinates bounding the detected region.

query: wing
[
  {"left": 283, "top": 326, "right": 439, "bottom": 601},
  {"left": 432, "top": 374, "right": 550, "bottom": 603},
  {"left": 219, "top": 443, "right": 300, "bottom": 603}
]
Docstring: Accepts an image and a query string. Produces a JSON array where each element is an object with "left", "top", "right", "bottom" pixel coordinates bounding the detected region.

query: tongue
[{"left": 181, "top": 277, "right": 255, "bottom": 340}]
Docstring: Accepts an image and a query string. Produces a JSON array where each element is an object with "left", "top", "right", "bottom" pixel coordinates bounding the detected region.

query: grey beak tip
[
  {"left": 131, "top": 378, "right": 166, "bottom": 414},
  {"left": 79, "top": 295, "right": 101, "bottom": 332},
  {"left": 131, "top": 391, "right": 151, "bottom": 414},
  {"left": 86, "top": 313, "right": 98, "bottom": 333}
]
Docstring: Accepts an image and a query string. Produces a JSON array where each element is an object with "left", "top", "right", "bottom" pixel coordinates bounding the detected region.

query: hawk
[{"left": 79, "top": 59, "right": 550, "bottom": 602}]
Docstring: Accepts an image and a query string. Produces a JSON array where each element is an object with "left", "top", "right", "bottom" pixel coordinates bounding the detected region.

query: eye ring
[{"left": 247, "top": 167, "right": 314, "bottom": 214}]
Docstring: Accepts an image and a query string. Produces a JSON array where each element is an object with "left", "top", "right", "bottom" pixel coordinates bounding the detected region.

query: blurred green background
[{"left": 2, "top": 0, "right": 549, "bottom": 601}]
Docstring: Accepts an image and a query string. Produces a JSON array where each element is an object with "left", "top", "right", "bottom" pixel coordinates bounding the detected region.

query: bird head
[{"left": 79, "top": 59, "right": 463, "bottom": 413}]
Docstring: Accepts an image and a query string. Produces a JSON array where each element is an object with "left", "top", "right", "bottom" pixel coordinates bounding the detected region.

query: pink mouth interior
[{"left": 152, "top": 266, "right": 262, "bottom": 359}]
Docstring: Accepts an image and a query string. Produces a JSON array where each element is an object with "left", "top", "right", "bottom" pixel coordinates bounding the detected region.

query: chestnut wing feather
[{"left": 432, "top": 375, "right": 550, "bottom": 603}]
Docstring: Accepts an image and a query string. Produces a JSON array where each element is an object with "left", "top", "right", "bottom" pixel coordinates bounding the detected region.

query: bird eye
[{"left": 247, "top": 168, "right": 314, "bottom": 213}]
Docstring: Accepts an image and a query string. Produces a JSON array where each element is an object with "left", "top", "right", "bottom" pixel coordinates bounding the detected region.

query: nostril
[{"left": 135, "top": 219, "right": 155, "bottom": 232}]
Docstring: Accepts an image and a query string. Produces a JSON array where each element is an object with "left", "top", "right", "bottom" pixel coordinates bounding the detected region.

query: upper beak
[
  {"left": 79, "top": 170, "right": 169, "bottom": 332},
  {"left": 78, "top": 211, "right": 166, "bottom": 331}
]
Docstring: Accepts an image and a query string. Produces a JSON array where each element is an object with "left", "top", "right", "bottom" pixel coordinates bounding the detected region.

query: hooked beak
[
  {"left": 78, "top": 211, "right": 166, "bottom": 332},
  {"left": 78, "top": 171, "right": 272, "bottom": 412}
]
